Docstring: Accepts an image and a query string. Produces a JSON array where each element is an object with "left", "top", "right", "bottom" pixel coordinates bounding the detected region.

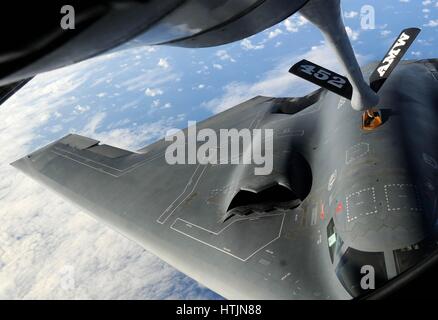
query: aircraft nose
[{"left": 334, "top": 183, "right": 428, "bottom": 252}]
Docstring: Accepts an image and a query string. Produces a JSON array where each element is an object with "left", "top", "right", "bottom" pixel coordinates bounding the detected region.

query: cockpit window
[
  {"left": 327, "top": 218, "right": 344, "bottom": 263},
  {"left": 328, "top": 218, "right": 388, "bottom": 297},
  {"left": 335, "top": 248, "right": 388, "bottom": 298},
  {"left": 393, "top": 239, "right": 438, "bottom": 274}
]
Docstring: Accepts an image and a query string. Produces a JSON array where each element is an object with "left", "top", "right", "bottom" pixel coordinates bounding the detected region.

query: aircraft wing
[
  {"left": 11, "top": 59, "right": 438, "bottom": 299},
  {"left": 11, "top": 94, "right": 350, "bottom": 300},
  {"left": 1, "top": 1, "right": 309, "bottom": 86}
]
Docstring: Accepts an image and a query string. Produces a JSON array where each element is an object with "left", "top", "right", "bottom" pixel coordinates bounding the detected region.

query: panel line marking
[
  {"left": 157, "top": 164, "right": 208, "bottom": 224},
  {"left": 170, "top": 213, "right": 285, "bottom": 262}
]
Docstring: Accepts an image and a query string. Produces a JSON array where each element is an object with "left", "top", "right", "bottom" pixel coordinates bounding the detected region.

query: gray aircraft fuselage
[{"left": 12, "top": 59, "right": 438, "bottom": 299}]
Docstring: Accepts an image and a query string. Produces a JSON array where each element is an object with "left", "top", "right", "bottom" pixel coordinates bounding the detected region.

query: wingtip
[{"left": 9, "top": 156, "right": 27, "bottom": 172}]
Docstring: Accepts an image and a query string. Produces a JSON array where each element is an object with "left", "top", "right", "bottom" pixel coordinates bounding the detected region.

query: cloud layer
[{"left": 0, "top": 49, "right": 220, "bottom": 300}]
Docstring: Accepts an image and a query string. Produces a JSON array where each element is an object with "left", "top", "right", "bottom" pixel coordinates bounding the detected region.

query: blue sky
[
  {"left": 0, "top": 0, "right": 437, "bottom": 299},
  {"left": 31, "top": 0, "right": 438, "bottom": 149},
  {"left": 27, "top": 0, "right": 438, "bottom": 149}
]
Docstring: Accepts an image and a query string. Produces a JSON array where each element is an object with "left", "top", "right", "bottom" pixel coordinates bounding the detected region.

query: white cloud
[
  {"left": 283, "top": 15, "right": 308, "bottom": 33},
  {"left": 48, "top": 124, "right": 63, "bottom": 133},
  {"left": 145, "top": 88, "right": 164, "bottom": 97},
  {"left": 344, "top": 11, "right": 359, "bottom": 18},
  {"left": 424, "top": 19, "right": 438, "bottom": 27},
  {"left": 73, "top": 104, "right": 90, "bottom": 114},
  {"left": 212, "top": 64, "right": 223, "bottom": 70},
  {"left": 268, "top": 28, "right": 283, "bottom": 39},
  {"left": 196, "top": 65, "right": 209, "bottom": 75},
  {"left": 151, "top": 99, "right": 160, "bottom": 108},
  {"left": 0, "top": 48, "right": 218, "bottom": 300},
  {"left": 240, "top": 39, "right": 264, "bottom": 50},
  {"left": 121, "top": 71, "right": 178, "bottom": 92},
  {"left": 148, "top": 100, "right": 172, "bottom": 113},
  {"left": 77, "top": 112, "right": 184, "bottom": 150},
  {"left": 117, "top": 54, "right": 180, "bottom": 92},
  {"left": 215, "top": 50, "right": 236, "bottom": 63},
  {"left": 380, "top": 30, "right": 392, "bottom": 37},
  {"left": 203, "top": 44, "right": 362, "bottom": 114},
  {"left": 158, "top": 58, "right": 169, "bottom": 69},
  {"left": 79, "top": 112, "right": 106, "bottom": 137},
  {"left": 345, "top": 26, "right": 360, "bottom": 41}
]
